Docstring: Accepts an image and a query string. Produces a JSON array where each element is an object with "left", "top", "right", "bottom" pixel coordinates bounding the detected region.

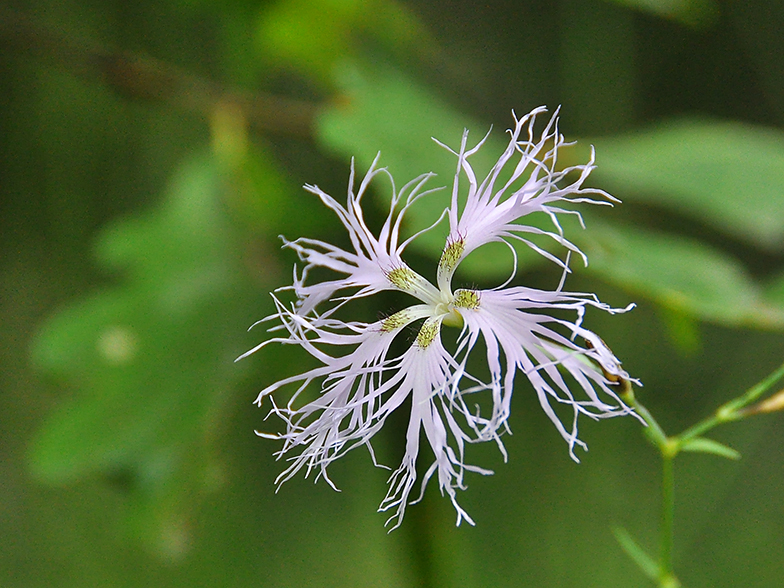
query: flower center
[{"left": 435, "top": 299, "right": 463, "bottom": 328}]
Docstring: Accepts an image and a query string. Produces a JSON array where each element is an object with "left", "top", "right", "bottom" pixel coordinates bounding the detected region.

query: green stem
[
  {"left": 659, "top": 454, "right": 676, "bottom": 587},
  {"left": 677, "top": 360, "right": 784, "bottom": 446},
  {"left": 616, "top": 361, "right": 784, "bottom": 588},
  {"left": 621, "top": 386, "right": 679, "bottom": 586}
]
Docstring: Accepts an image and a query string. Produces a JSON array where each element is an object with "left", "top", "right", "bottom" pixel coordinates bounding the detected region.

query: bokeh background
[{"left": 3, "top": 0, "right": 784, "bottom": 586}]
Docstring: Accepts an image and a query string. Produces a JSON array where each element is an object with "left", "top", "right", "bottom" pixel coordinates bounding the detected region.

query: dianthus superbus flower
[{"left": 240, "top": 107, "right": 639, "bottom": 529}]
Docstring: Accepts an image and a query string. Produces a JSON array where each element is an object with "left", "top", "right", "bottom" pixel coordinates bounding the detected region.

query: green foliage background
[{"left": 2, "top": 0, "right": 784, "bottom": 586}]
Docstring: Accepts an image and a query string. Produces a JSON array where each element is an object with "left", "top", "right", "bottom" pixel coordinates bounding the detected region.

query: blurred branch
[{"left": 0, "top": 5, "right": 319, "bottom": 137}]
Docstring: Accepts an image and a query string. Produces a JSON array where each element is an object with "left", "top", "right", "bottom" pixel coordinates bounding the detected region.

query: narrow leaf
[
  {"left": 680, "top": 437, "right": 741, "bottom": 460},
  {"left": 612, "top": 526, "right": 660, "bottom": 581}
]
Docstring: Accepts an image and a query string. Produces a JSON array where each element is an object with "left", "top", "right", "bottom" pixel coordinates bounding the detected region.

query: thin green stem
[
  {"left": 659, "top": 454, "right": 675, "bottom": 586},
  {"left": 677, "top": 360, "right": 784, "bottom": 446},
  {"left": 621, "top": 385, "right": 680, "bottom": 586},
  {"left": 674, "top": 413, "right": 723, "bottom": 447},
  {"left": 616, "top": 361, "right": 784, "bottom": 587},
  {"left": 732, "top": 360, "right": 784, "bottom": 406}
]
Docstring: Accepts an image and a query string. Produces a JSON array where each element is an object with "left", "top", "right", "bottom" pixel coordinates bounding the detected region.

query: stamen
[
  {"left": 380, "top": 309, "right": 412, "bottom": 332},
  {"left": 387, "top": 267, "right": 418, "bottom": 290},
  {"left": 415, "top": 318, "right": 440, "bottom": 349},
  {"left": 453, "top": 289, "right": 481, "bottom": 310},
  {"left": 439, "top": 237, "right": 466, "bottom": 275}
]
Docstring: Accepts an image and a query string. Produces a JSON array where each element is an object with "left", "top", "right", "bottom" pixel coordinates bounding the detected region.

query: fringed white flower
[{"left": 241, "top": 107, "right": 640, "bottom": 530}]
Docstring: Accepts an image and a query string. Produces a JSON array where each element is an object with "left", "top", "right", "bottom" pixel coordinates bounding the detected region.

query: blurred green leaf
[
  {"left": 680, "top": 437, "right": 741, "bottom": 460},
  {"left": 29, "top": 154, "right": 263, "bottom": 555},
  {"left": 764, "top": 270, "right": 784, "bottom": 304},
  {"left": 317, "top": 61, "right": 468, "bottom": 255},
  {"left": 208, "top": 102, "right": 332, "bottom": 238},
  {"left": 578, "top": 221, "right": 784, "bottom": 328},
  {"left": 602, "top": 0, "right": 719, "bottom": 26},
  {"left": 255, "top": 0, "right": 434, "bottom": 84},
  {"left": 658, "top": 306, "right": 703, "bottom": 354},
  {"left": 318, "top": 62, "right": 486, "bottom": 177},
  {"left": 591, "top": 119, "right": 784, "bottom": 251}
]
